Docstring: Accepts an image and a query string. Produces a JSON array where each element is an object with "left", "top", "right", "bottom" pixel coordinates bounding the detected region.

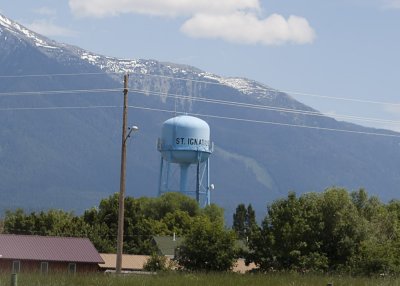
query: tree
[
  {"left": 176, "top": 217, "right": 237, "bottom": 272},
  {"left": 248, "top": 189, "right": 367, "bottom": 272},
  {"left": 251, "top": 192, "right": 327, "bottom": 271},
  {"left": 246, "top": 204, "right": 258, "bottom": 237},
  {"left": 161, "top": 210, "right": 193, "bottom": 236},
  {"left": 3, "top": 209, "right": 31, "bottom": 234},
  {"left": 319, "top": 188, "right": 365, "bottom": 270},
  {"left": 4, "top": 208, "right": 88, "bottom": 237},
  {"left": 201, "top": 204, "right": 225, "bottom": 227},
  {"left": 349, "top": 196, "right": 400, "bottom": 275},
  {"left": 139, "top": 192, "right": 200, "bottom": 220},
  {"left": 81, "top": 193, "right": 203, "bottom": 254},
  {"left": 233, "top": 204, "right": 258, "bottom": 240},
  {"left": 143, "top": 253, "right": 170, "bottom": 272},
  {"left": 233, "top": 204, "right": 247, "bottom": 239}
]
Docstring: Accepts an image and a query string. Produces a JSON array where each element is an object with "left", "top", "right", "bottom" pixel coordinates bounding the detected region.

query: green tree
[
  {"left": 201, "top": 203, "right": 225, "bottom": 227},
  {"left": 350, "top": 196, "right": 400, "bottom": 275},
  {"left": 246, "top": 204, "right": 258, "bottom": 234},
  {"left": 4, "top": 209, "right": 30, "bottom": 234},
  {"left": 252, "top": 192, "right": 327, "bottom": 271},
  {"left": 319, "top": 188, "right": 365, "bottom": 270},
  {"left": 139, "top": 192, "right": 200, "bottom": 220},
  {"left": 3, "top": 193, "right": 223, "bottom": 257},
  {"left": 82, "top": 193, "right": 203, "bottom": 255},
  {"left": 83, "top": 193, "right": 157, "bottom": 255},
  {"left": 233, "top": 204, "right": 258, "bottom": 240},
  {"left": 176, "top": 217, "right": 237, "bottom": 272},
  {"left": 248, "top": 189, "right": 368, "bottom": 272},
  {"left": 143, "top": 253, "right": 170, "bottom": 272},
  {"left": 4, "top": 208, "right": 88, "bottom": 237},
  {"left": 161, "top": 210, "right": 193, "bottom": 236},
  {"left": 233, "top": 204, "right": 247, "bottom": 239}
]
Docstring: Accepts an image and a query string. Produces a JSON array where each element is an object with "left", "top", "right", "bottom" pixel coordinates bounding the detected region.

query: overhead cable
[
  {"left": 1, "top": 86, "right": 399, "bottom": 126},
  {"left": 128, "top": 105, "right": 400, "bottom": 139},
  {"left": 0, "top": 70, "right": 399, "bottom": 107},
  {"left": 1, "top": 103, "right": 399, "bottom": 138}
]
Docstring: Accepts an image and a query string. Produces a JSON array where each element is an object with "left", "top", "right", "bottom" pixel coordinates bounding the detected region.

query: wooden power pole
[{"left": 116, "top": 74, "right": 129, "bottom": 274}]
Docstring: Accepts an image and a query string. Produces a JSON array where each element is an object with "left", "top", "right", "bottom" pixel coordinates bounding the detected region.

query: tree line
[
  {"left": 247, "top": 188, "right": 400, "bottom": 275},
  {"left": 2, "top": 187, "right": 400, "bottom": 274},
  {"left": 1, "top": 192, "right": 224, "bottom": 254}
]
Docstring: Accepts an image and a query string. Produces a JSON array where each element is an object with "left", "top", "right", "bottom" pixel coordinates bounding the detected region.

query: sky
[{"left": 1, "top": 0, "right": 400, "bottom": 132}]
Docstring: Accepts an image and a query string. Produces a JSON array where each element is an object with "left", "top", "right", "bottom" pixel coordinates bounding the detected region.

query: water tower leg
[
  {"left": 196, "top": 162, "right": 200, "bottom": 203},
  {"left": 206, "top": 158, "right": 211, "bottom": 206},
  {"left": 180, "top": 164, "right": 190, "bottom": 195},
  {"left": 166, "top": 161, "right": 171, "bottom": 191},
  {"left": 158, "top": 157, "right": 164, "bottom": 197}
]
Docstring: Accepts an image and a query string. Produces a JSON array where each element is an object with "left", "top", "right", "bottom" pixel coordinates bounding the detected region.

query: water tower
[{"left": 157, "top": 115, "right": 213, "bottom": 206}]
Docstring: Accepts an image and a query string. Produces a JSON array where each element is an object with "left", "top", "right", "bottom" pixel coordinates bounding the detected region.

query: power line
[
  {"left": 282, "top": 90, "right": 400, "bottom": 106},
  {"left": 1, "top": 70, "right": 399, "bottom": 107},
  {"left": 1, "top": 102, "right": 398, "bottom": 138},
  {"left": 0, "top": 70, "right": 224, "bottom": 87},
  {"left": 0, "top": 105, "right": 120, "bottom": 111},
  {"left": 133, "top": 88, "right": 400, "bottom": 126},
  {"left": 0, "top": 72, "right": 118, "bottom": 78},
  {"left": 128, "top": 105, "right": 400, "bottom": 139},
  {"left": 1, "top": 84, "right": 400, "bottom": 126},
  {"left": 0, "top": 88, "right": 121, "bottom": 97}
]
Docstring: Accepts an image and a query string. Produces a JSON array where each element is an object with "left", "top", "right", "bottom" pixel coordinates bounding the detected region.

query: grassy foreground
[{"left": 1, "top": 272, "right": 400, "bottom": 286}]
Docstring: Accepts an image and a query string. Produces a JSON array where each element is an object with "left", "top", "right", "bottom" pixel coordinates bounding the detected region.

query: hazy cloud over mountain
[
  {"left": 26, "top": 19, "right": 77, "bottom": 37},
  {"left": 33, "top": 7, "right": 57, "bottom": 17},
  {"left": 383, "top": 0, "right": 400, "bottom": 8},
  {"left": 68, "top": 0, "right": 315, "bottom": 46},
  {"left": 68, "top": 0, "right": 260, "bottom": 17}
]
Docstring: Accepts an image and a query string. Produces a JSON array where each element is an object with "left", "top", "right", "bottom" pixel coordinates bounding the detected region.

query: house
[
  {"left": 98, "top": 253, "right": 150, "bottom": 273},
  {"left": 151, "top": 235, "right": 258, "bottom": 273},
  {"left": 151, "top": 235, "right": 182, "bottom": 258},
  {"left": 233, "top": 258, "right": 257, "bottom": 273},
  {"left": 0, "top": 234, "right": 103, "bottom": 274}
]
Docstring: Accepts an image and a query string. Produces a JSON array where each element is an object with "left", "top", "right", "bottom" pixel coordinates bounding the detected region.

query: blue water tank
[{"left": 158, "top": 115, "right": 212, "bottom": 164}]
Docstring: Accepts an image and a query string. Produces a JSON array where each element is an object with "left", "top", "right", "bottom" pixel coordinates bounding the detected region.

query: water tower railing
[{"left": 157, "top": 138, "right": 213, "bottom": 153}]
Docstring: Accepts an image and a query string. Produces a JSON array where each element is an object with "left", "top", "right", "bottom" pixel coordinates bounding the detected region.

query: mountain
[{"left": 1, "top": 14, "right": 400, "bottom": 221}]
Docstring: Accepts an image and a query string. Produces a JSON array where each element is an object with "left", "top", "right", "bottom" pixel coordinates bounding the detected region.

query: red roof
[{"left": 0, "top": 234, "right": 103, "bottom": 263}]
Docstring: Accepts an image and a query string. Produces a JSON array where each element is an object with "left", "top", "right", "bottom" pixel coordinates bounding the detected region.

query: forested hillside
[{"left": 2, "top": 14, "right": 400, "bottom": 221}]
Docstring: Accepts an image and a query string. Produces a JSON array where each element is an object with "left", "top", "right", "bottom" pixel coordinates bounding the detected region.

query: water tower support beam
[
  {"left": 166, "top": 161, "right": 171, "bottom": 191},
  {"left": 196, "top": 162, "right": 200, "bottom": 203},
  {"left": 207, "top": 158, "right": 211, "bottom": 206},
  {"left": 180, "top": 163, "right": 190, "bottom": 194},
  {"left": 158, "top": 157, "right": 164, "bottom": 196}
]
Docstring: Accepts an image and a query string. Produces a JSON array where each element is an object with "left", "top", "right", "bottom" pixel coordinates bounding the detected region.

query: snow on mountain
[
  {"left": 0, "top": 14, "right": 60, "bottom": 50},
  {"left": 76, "top": 50, "right": 279, "bottom": 99},
  {"left": 0, "top": 13, "right": 280, "bottom": 100}
]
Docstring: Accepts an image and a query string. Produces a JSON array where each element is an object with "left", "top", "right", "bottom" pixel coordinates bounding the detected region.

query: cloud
[
  {"left": 382, "top": 0, "right": 400, "bottom": 9},
  {"left": 181, "top": 12, "right": 315, "bottom": 45},
  {"left": 68, "top": 0, "right": 315, "bottom": 46},
  {"left": 33, "top": 7, "right": 57, "bottom": 17},
  {"left": 26, "top": 20, "right": 77, "bottom": 37},
  {"left": 69, "top": 0, "right": 260, "bottom": 18},
  {"left": 383, "top": 104, "right": 400, "bottom": 114},
  {"left": 374, "top": 104, "right": 400, "bottom": 132}
]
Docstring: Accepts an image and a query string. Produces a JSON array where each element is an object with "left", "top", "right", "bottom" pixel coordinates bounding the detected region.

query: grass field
[{"left": 1, "top": 272, "right": 400, "bottom": 286}]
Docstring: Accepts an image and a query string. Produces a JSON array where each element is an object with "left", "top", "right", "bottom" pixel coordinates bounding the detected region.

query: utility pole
[{"left": 116, "top": 74, "right": 129, "bottom": 274}]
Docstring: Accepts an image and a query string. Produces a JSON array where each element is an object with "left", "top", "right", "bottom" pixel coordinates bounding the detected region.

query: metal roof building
[
  {"left": 99, "top": 253, "right": 151, "bottom": 272},
  {"left": 0, "top": 234, "right": 103, "bottom": 273}
]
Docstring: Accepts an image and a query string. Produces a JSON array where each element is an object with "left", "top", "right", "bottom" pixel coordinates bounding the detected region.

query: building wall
[{"left": 0, "top": 259, "right": 99, "bottom": 273}]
